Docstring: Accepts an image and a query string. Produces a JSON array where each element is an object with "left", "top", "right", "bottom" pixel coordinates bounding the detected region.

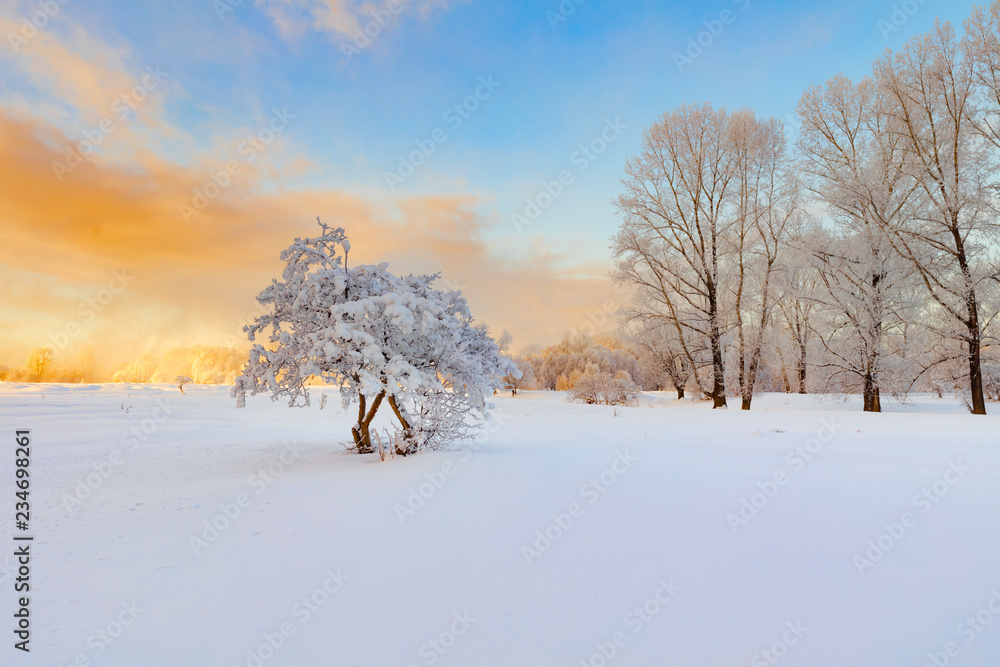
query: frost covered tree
[
  {"left": 773, "top": 262, "right": 819, "bottom": 394},
  {"left": 797, "top": 73, "right": 924, "bottom": 411},
  {"left": 628, "top": 318, "right": 691, "bottom": 399},
  {"left": 612, "top": 105, "right": 734, "bottom": 408},
  {"left": 568, "top": 366, "right": 640, "bottom": 405},
  {"left": 727, "top": 110, "right": 800, "bottom": 410},
  {"left": 874, "top": 23, "right": 1000, "bottom": 414},
  {"left": 808, "top": 227, "right": 920, "bottom": 410},
  {"left": 232, "top": 220, "right": 514, "bottom": 455},
  {"left": 503, "top": 357, "right": 535, "bottom": 396},
  {"left": 613, "top": 104, "right": 797, "bottom": 409}
]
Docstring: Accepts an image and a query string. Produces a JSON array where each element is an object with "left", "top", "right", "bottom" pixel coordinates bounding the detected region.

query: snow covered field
[{"left": 3, "top": 383, "right": 1000, "bottom": 666}]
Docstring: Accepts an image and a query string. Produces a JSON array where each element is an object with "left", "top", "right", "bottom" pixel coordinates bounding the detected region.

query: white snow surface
[{"left": 2, "top": 383, "right": 1000, "bottom": 666}]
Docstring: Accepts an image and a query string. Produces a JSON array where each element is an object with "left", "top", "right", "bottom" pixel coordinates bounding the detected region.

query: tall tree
[
  {"left": 613, "top": 104, "right": 795, "bottom": 409},
  {"left": 773, "top": 262, "right": 819, "bottom": 394},
  {"left": 613, "top": 104, "right": 735, "bottom": 408},
  {"left": 728, "top": 110, "right": 799, "bottom": 410},
  {"left": 797, "top": 73, "right": 923, "bottom": 411},
  {"left": 874, "top": 22, "right": 999, "bottom": 414}
]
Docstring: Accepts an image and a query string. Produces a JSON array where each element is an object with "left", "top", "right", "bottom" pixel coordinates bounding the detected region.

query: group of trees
[
  {"left": 0, "top": 345, "right": 246, "bottom": 385},
  {"left": 0, "top": 347, "right": 94, "bottom": 383},
  {"left": 612, "top": 5, "right": 1000, "bottom": 413},
  {"left": 111, "top": 346, "right": 248, "bottom": 384},
  {"left": 502, "top": 330, "right": 715, "bottom": 405}
]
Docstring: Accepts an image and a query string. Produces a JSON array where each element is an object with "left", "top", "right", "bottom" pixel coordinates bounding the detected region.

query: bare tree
[
  {"left": 773, "top": 262, "right": 819, "bottom": 394},
  {"left": 25, "top": 348, "right": 53, "bottom": 382},
  {"left": 727, "top": 110, "right": 800, "bottom": 409},
  {"left": 613, "top": 104, "right": 796, "bottom": 409},
  {"left": 612, "top": 104, "right": 734, "bottom": 408},
  {"left": 630, "top": 317, "right": 692, "bottom": 399},
  {"left": 873, "top": 22, "right": 999, "bottom": 414},
  {"left": 797, "top": 73, "right": 924, "bottom": 411},
  {"left": 808, "top": 227, "right": 920, "bottom": 409}
]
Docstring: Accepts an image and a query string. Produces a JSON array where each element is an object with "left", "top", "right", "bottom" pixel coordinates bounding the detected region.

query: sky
[{"left": 0, "top": 0, "right": 984, "bottom": 376}]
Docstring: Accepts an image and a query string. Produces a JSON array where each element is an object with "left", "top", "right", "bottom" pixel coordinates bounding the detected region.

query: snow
[{"left": 3, "top": 383, "right": 1000, "bottom": 665}]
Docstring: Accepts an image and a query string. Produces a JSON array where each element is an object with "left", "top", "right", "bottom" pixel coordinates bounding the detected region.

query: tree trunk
[
  {"left": 968, "top": 324, "right": 987, "bottom": 415},
  {"left": 955, "top": 229, "right": 986, "bottom": 415},
  {"left": 711, "top": 339, "right": 727, "bottom": 409},
  {"left": 741, "top": 397, "right": 752, "bottom": 410},
  {"left": 708, "top": 290, "right": 727, "bottom": 409},
  {"left": 387, "top": 395, "right": 415, "bottom": 455},
  {"left": 862, "top": 374, "right": 881, "bottom": 413},
  {"left": 676, "top": 387, "right": 685, "bottom": 400},
  {"left": 797, "top": 347, "right": 807, "bottom": 394},
  {"left": 351, "top": 390, "right": 386, "bottom": 454}
]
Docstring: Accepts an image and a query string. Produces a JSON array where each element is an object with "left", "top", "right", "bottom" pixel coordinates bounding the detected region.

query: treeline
[
  {"left": 0, "top": 345, "right": 248, "bottom": 385},
  {"left": 505, "top": 330, "right": 790, "bottom": 405},
  {"left": 612, "top": 4, "right": 1000, "bottom": 413},
  {"left": 0, "top": 347, "right": 94, "bottom": 383}
]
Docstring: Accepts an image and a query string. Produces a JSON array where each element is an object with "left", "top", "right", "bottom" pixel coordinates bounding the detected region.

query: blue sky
[
  {"left": 0, "top": 0, "right": 984, "bottom": 368},
  {"left": 149, "top": 0, "right": 977, "bottom": 250}
]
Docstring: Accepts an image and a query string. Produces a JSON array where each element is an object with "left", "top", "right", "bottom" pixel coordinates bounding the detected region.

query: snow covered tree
[
  {"left": 629, "top": 318, "right": 692, "bottom": 399},
  {"left": 568, "top": 366, "right": 639, "bottom": 405},
  {"left": 874, "top": 23, "right": 1000, "bottom": 414},
  {"left": 807, "top": 227, "right": 920, "bottom": 409},
  {"left": 727, "top": 110, "right": 800, "bottom": 410},
  {"left": 613, "top": 104, "right": 798, "bottom": 409},
  {"left": 613, "top": 104, "right": 732, "bottom": 407},
  {"left": 797, "top": 73, "right": 924, "bottom": 411},
  {"left": 232, "top": 220, "right": 514, "bottom": 455},
  {"left": 773, "top": 262, "right": 819, "bottom": 394},
  {"left": 503, "top": 357, "right": 535, "bottom": 396}
]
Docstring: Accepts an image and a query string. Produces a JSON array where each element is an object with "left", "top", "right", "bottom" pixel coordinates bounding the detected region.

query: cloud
[
  {"left": 254, "top": 0, "right": 458, "bottom": 41},
  {"left": 0, "top": 110, "right": 618, "bottom": 375}
]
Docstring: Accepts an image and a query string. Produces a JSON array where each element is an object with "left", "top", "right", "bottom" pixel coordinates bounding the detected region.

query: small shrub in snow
[
  {"left": 982, "top": 363, "right": 1000, "bottom": 401},
  {"left": 569, "top": 366, "right": 639, "bottom": 406}
]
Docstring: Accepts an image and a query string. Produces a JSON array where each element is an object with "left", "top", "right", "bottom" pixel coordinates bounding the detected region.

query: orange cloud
[{"left": 0, "top": 110, "right": 619, "bottom": 377}]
